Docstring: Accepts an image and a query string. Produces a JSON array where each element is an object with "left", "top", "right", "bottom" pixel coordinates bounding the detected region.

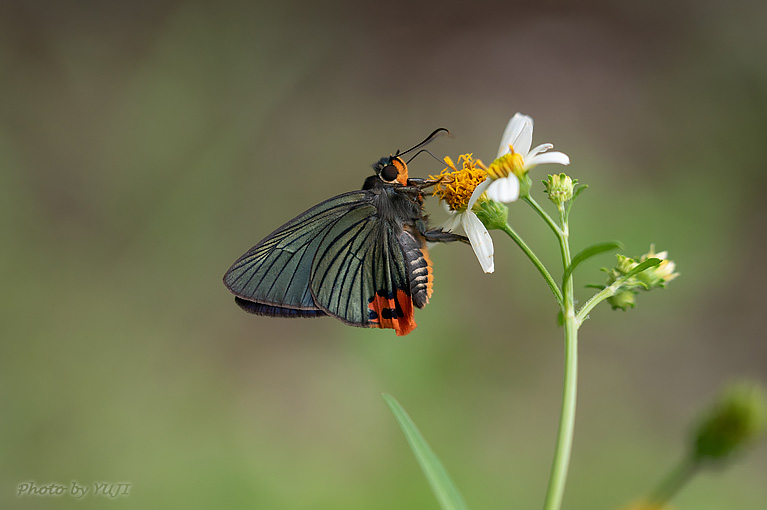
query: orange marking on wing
[{"left": 367, "top": 289, "right": 416, "bottom": 336}]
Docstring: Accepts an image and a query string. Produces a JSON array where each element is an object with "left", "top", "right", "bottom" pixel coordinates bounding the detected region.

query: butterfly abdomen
[{"left": 398, "top": 227, "right": 434, "bottom": 309}]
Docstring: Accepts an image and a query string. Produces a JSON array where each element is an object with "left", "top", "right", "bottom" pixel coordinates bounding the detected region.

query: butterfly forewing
[{"left": 224, "top": 191, "right": 371, "bottom": 310}]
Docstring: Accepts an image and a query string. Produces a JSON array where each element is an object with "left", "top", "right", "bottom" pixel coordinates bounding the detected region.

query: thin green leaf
[
  {"left": 382, "top": 394, "right": 468, "bottom": 510},
  {"left": 621, "top": 257, "right": 661, "bottom": 281},
  {"left": 584, "top": 284, "right": 606, "bottom": 290},
  {"left": 572, "top": 183, "right": 588, "bottom": 202},
  {"left": 563, "top": 241, "right": 623, "bottom": 282}
]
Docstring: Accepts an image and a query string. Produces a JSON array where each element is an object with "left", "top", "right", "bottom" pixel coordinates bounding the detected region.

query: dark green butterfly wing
[
  {"left": 223, "top": 191, "right": 373, "bottom": 314},
  {"left": 224, "top": 188, "right": 419, "bottom": 335},
  {"left": 233, "top": 298, "right": 327, "bottom": 317},
  {"left": 310, "top": 209, "right": 417, "bottom": 336}
]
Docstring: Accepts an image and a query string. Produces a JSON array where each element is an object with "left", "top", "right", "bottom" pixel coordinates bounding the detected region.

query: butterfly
[{"left": 223, "top": 129, "right": 468, "bottom": 336}]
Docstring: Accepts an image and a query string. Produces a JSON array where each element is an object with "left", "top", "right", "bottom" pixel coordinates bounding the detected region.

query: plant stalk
[
  {"left": 543, "top": 312, "right": 578, "bottom": 510},
  {"left": 541, "top": 199, "right": 578, "bottom": 510}
]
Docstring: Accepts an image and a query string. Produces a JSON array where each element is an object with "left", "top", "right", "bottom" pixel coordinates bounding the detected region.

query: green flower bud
[
  {"left": 692, "top": 382, "right": 767, "bottom": 462},
  {"left": 614, "top": 254, "right": 639, "bottom": 276},
  {"left": 543, "top": 173, "right": 576, "bottom": 205},
  {"left": 605, "top": 255, "right": 641, "bottom": 292},
  {"left": 474, "top": 198, "right": 509, "bottom": 231},
  {"left": 603, "top": 247, "right": 679, "bottom": 311},
  {"left": 608, "top": 289, "right": 636, "bottom": 311},
  {"left": 635, "top": 246, "right": 679, "bottom": 288}
]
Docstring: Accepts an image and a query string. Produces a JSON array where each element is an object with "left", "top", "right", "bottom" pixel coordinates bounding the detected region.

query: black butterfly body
[{"left": 223, "top": 136, "right": 467, "bottom": 336}]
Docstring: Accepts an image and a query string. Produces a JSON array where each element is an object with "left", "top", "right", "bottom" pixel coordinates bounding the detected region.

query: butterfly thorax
[
  {"left": 362, "top": 177, "right": 422, "bottom": 225},
  {"left": 361, "top": 177, "right": 433, "bottom": 310}
]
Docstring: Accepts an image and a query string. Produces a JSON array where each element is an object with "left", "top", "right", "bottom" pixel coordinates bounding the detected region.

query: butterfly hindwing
[
  {"left": 310, "top": 210, "right": 416, "bottom": 336},
  {"left": 233, "top": 297, "right": 327, "bottom": 317},
  {"left": 223, "top": 191, "right": 372, "bottom": 312}
]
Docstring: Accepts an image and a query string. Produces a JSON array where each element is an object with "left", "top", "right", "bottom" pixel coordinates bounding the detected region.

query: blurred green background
[{"left": 2, "top": 0, "right": 766, "bottom": 508}]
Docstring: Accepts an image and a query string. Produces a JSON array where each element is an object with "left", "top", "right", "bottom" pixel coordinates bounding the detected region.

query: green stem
[
  {"left": 648, "top": 455, "right": 699, "bottom": 505},
  {"left": 576, "top": 263, "right": 650, "bottom": 323},
  {"left": 499, "top": 223, "right": 563, "bottom": 307},
  {"left": 543, "top": 310, "right": 578, "bottom": 510},
  {"left": 540, "top": 196, "right": 578, "bottom": 510},
  {"left": 575, "top": 284, "right": 616, "bottom": 325}
]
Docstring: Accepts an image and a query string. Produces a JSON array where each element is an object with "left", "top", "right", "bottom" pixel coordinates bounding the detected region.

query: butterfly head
[
  {"left": 365, "top": 129, "right": 450, "bottom": 191},
  {"left": 373, "top": 156, "right": 409, "bottom": 186}
]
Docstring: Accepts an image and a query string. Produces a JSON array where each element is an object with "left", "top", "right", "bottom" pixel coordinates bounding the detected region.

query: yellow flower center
[
  {"left": 430, "top": 154, "right": 487, "bottom": 211},
  {"left": 487, "top": 147, "right": 525, "bottom": 179}
]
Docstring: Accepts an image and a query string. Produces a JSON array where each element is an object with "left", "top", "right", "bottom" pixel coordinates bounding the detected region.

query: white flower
[
  {"left": 431, "top": 154, "right": 496, "bottom": 273},
  {"left": 474, "top": 113, "right": 570, "bottom": 203}
]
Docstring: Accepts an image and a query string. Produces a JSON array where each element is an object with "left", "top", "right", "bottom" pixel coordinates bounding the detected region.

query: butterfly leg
[{"left": 421, "top": 228, "right": 469, "bottom": 244}]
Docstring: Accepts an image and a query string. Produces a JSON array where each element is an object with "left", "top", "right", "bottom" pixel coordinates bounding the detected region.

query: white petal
[
  {"left": 514, "top": 115, "right": 534, "bottom": 156},
  {"left": 485, "top": 176, "right": 520, "bottom": 203},
  {"left": 429, "top": 211, "right": 462, "bottom": 250},
  {"left": 527, "top": 143, "right": 553, "bottom": 159},
  {"left": 467, "top": 178, "right": 491, "bottom": 211},
  {"left": 497, "top": 113, "right": 532, "bottom": 157},
  {"left": 442, "top": 211, "right": 462, "bottom": 233},
  {"left": 525, "top": 151, "right": 570, "bottom": 169},
  {"left": 463, "top": 212, "right": 494, "bottom": 273}
]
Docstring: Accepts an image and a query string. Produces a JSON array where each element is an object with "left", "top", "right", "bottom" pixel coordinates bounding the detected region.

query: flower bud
[
  {"left": 692, "top": 382, "right": 767, "bottom": 462},
  {"left": 543, "top": 173, "right": 576, "bottom": 205},
  {"left": 605, "top": 255, "right": 640, "bottom": 292},
  {"left": 608, "top": 289, "right": 636, "bottom": 311},
  {"left": 613, "top": 254, "right": 639, "bottom": 276},
  {"left": 603, "top": 247, "right": 679, "bottom": 311},
  {"left": 635, "top": 246, "right": 679, "bottom": 288}
]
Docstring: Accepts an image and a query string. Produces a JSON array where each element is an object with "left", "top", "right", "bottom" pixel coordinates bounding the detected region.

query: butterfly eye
[{"left": 380, "top": 164, "right": 399, "bottom": 182}]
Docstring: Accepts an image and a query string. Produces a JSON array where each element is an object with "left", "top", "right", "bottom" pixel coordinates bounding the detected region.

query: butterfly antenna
[
  {"left": 396, "top": 128, "right": 450, "bottom": 158},
  {"left": 405, "top": 149, "right": 446, "bottom": 166}
]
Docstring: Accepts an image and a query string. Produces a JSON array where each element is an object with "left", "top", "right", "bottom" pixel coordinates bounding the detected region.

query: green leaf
[
  {"left": 571, "top": 183, "right": 588, "bottom": 202},
  {"left": 621, "top": 258, "right": 661, "bottom": 281},
  {"left": 563, "top": 241, "right": 623, "bottom": 283},
  {"left": 382, "top": 394, "right": 468, "bottom": 510}
]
